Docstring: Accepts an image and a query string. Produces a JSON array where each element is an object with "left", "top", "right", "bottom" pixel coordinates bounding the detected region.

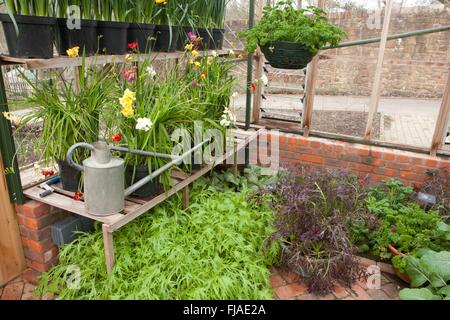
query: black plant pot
[
  {"left": 56, "top": 18, "right": 98, "bottom": 56},
  {"left": 154, "top": 25, "right": 180, "bottom": 52},
  {"left": 125, "top": 165, "right": 161, "bottom": 198},
  {"left": 97, "top": 21, "right": 130, "bottom": 55},
  {"left": 211, "top": 28, "right": 225, "bottom": 50},
  {"left": 0, "top": 14, "right": 55, "bottom": 59},
  {"left": 127, "top": 23, "right": 156, "bottom": 53},
  {"left": 197, "top": 28, "right": 214, "bottom": 50},
  {"left": 57, "top": 160, "right": 82, "bottom": 192},
  {"left": 260, "top": 41, "right": 316, "bottom": 70}
]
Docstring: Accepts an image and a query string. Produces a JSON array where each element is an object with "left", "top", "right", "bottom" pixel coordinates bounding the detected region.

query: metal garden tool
[
  {"left": 66, "top": 140, "right": 208, "bottom": 216},
  {"left": 39, "top": 176, "right": 61, "bottom": 198}
]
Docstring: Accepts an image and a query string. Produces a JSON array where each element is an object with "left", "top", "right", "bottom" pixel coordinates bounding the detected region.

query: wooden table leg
[
  {"left": 182, "top": 186, "right": 189, "bottom": 209},
  {"left": 102, "top": 224, "right": 115, "bottom": 273}
]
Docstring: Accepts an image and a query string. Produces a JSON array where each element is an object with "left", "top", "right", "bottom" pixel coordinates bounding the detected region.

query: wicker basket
[{"left": 260, "top": 41, "right": 316, "bottom": 70}]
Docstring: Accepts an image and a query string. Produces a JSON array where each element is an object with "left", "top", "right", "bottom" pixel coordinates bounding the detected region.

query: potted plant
[
  {"left": 18, "top": 56, "right": 115, "bottom": 191},
  {"left": 53, "top": 0, "right": 98, "bottom": 56},
  {"left": 210, "top": 0, "right": 227, "bottom": 50},
  {"left": 153, "top": 0, "right": 180, "bottom": 52},
  {"left": 0, "top": 0, "right": 55, "bottom": 58},
  {"left": 105, "top": 58, "right": 197, "bottom": 197},
  {"left": 239, "top": 1, "right": 347, "bottom": 69},
  {"left": 97, "top": 0, "right": 130, "bottom": 54},
  {"left": 127, "top": 0, "right": 157, "bottom": 53}
]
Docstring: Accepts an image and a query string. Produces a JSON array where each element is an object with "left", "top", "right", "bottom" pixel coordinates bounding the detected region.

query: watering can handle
[{"left": 67, "top": 143, "right": 95, "bottom": 172}]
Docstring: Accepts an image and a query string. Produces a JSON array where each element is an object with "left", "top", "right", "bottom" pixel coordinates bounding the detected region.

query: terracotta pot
[{"left": 388, "top": 244, "right": 411, "bottom": 284}]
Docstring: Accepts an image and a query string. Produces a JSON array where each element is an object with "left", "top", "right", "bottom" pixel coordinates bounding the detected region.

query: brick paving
[
  {"left": 1, "top": 266, "right": 403, "bottom": 301},
  {"left": 271, "top": 267, "right": 404, "bottom": 300},
  {"left": 0, "top": 272, "right": 54, "bottom": 301}
]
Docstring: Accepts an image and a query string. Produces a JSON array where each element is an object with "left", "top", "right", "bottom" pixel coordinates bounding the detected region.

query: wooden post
[
  {"left": 430, "top": 70, "right": 450, "bottom": 156},
  {"left": 0, "top": 155, "right": 25, "bottom": 286},
  {"left": 182, "top": 186, "right": 189, "bottom": 209},
  {"left": 302, "top": 55, "right": 319, "bottom": 137},
  {"left": 102, "top": 224, "right": 115, "bottom": 273},
  {"left": 252, "top": 49, "right": 264, "bottom": 124},
  {"left": 364, "top": 0, "right": 394, "bottom": 140}
]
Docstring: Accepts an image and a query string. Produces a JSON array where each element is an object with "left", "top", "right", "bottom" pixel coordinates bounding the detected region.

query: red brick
[
  {"left": 296, "top": 294, "right": 319, "bottom": 300},
  {"left": 367, "top": 289, "right": 391, "bottom": 300},
  {"left": 358, "top": 147, "right": 370, "bottom": 157},
  {"left": 275, "top": 283, "right": 308, "bottom": 299},
  {"left": 349, "top": 284, "right": 372, "bottom": 300},
  {"left": 373, "top": 159, "right": 385, "bottom": 167},
  {"left": 19, "top": 225, "right": 52, "bottom": 242},
  {"left": 396, "top": 154, "right": 411, "bottom": 163},
  {"left": 309, "top": 141, "right": 321, "bottom": 149},
  {"left": 18, "top": 213, "right": 64, "bottom": 231},
  {"left": 270, "top": 275, "right": 285, "bottom": 288},
  {"left": 280, "top": 270, "right": 300, "bottom": 284},
  {"left": 17, "top": 201, "right": 51, "bottom": 218},
  {"left": 1, "top": 282, "right": 24, "bottom": 300},
  {"left": 411, "top": 157, "right": 426, "bottom": 166},
  {"left": 425, "top": 158, "right": 438, "bottom": 167},
  {"left": 381, "top": 283, "right": 400, "bottom": 299},
  {"left": 23, "top": 238, "right": 55, "bottom": 254},
  {"left": 333, "top": 285, "right": 350, "bottom": 299},
  {"left": 41, "top": 292, "right": 55, "bottom": 300},
  {"left": 22, "top": 269, "right": 41, "bottom": 286},
  {"left": 27, "top": 257, "right": 59, "bottom": 273},
  {"left": 298, "top": 138, "right": 308, "bottom": 147},
  {"left": 301, "top": 154, "right": 325, "bottom": 165},
  {"left": 383, "top": 151, "right": 396, "bottom": 161}
]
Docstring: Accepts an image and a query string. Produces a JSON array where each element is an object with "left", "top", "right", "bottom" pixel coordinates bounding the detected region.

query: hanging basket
[{"left": 259, "top": 41, "right": 316, "bottom": 70}]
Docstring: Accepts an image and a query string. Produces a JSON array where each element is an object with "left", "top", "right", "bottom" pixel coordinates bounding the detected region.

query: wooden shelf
[
  {"left": 22, "top": 126, "right": 266, "bottom": 272},
  {"left": 0, "top": 49, "right": 240, "bottom": 70}
]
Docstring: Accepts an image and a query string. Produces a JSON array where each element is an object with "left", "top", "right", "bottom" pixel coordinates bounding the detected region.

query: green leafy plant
[
  {"left": 127, "top": 0, "right": 159, "bottom": 24},
  {"left": 355, "top": 179, "right": 450, "bottom": 260},
  {"left": 398, "top": 249, "right": 450, "bottom": 300},
  {"left": 4, "top": 0, "right": 51, "bottom": 16},
  {"left": 36, "top": 179, "right": 279, "bottom": 299},
  {"left": 17, "top": 55, "right": 115, "bottom": 165},
  {"left": 239, "top": 1, "right": 347, "bottom": 53}
]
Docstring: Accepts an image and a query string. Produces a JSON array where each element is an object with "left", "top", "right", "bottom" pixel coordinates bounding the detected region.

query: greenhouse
[{"left": 0, "top": 0, "right": 449, "bottom": 306}]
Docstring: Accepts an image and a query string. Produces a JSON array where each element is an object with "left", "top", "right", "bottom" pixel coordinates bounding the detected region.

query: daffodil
[
  {"left": 155, "top": 0, "right": 167, "bottom": 4},
  {"left": 194, "top": 61, "right": 201, "bottom": 68},
  {"left": 66, "top": 46, "right": 80, "bottom": 58},
  {"left": 185, "top": 43, "right": 194, "bottom": 51}
]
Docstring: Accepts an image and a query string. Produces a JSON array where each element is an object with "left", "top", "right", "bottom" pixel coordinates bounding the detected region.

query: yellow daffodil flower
[
  {"left": 155, "top": 0, "right": 167, "bottom": 5},
  {"left": 194, "top": 61, "right": 201, "bottom": 68},
  {"left": 185, "top": 43, "right": 193, "bottom": 51},
  {"left": 119, "top": 89, "right": 137, "bottom": 118},
  {"left": 66, "top": 46, "right": 80, "bottom": 58}
]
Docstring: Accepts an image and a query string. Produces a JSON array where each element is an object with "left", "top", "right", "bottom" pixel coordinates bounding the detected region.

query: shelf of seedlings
[{"left": 23, "top": 125, "right": 266, "bottom": 272}]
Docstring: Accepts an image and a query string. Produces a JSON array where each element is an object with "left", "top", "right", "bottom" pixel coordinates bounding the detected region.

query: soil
[{"left": 311, "top": 110, "right": 383, "bottom": 139}]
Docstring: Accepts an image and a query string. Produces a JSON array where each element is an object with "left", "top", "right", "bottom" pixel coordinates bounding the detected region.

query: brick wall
[
  {"left": 15, "top": 201, "right": 68, "bottom": 284},
  {"left": 263, "top": 132, "right": 450, "bottom": 187}
]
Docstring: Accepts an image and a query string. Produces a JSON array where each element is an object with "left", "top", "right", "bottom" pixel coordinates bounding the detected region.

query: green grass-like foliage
[
  {"left": 36, "top": 180, "right": 279, "bottom": 300},
  {"left": 239, "top": 1, "right": 347, "bottom": 53}
]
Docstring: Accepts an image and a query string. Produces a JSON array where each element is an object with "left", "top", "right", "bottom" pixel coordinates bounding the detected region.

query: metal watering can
[{"left": 67, "top": 140, "right": 208, "bottom": 216}]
